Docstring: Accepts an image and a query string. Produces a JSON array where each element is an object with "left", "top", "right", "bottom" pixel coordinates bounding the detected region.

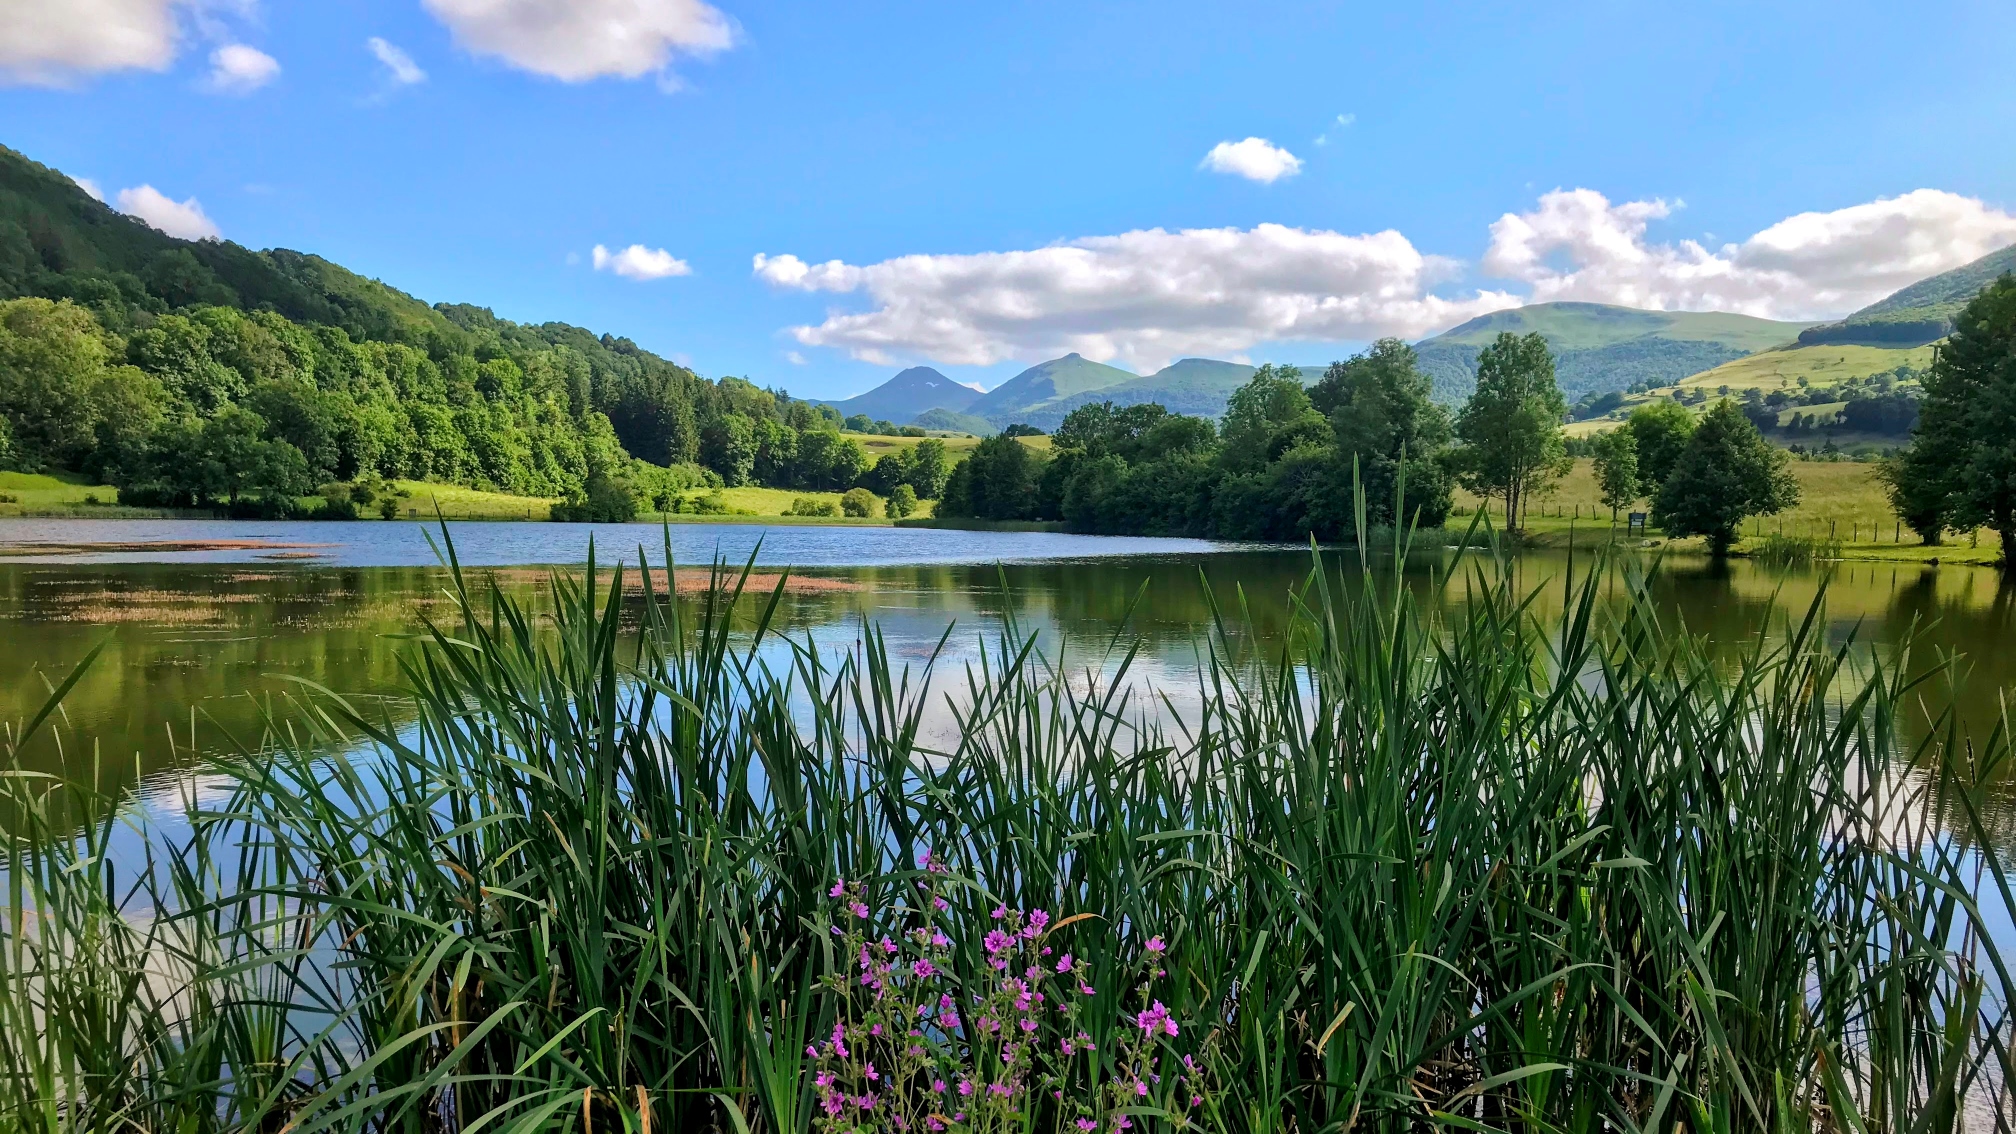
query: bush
[
  {"left": 378, "top": 496, "right": 401, "bottom": 520},
  {"left": 839, "top": 487, "right": 875, "bottom": 517},
  {"left": 550, "top": 472, "right": 638, "bottom": 523},
  {"left": 886, "top": 483, "right": 917, "bottom": 518},
  {"left": 785, "top": 497, "right": 839, "bottom": 517}
]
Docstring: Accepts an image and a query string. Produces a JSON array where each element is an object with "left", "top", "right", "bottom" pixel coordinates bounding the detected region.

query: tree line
[
  {"left": 0, "top": 295, "right": 957, "bottom": 519},
  {"left": 940, "top": 331, "right": 1803, "bottom": 555},
  {"left": 0, "top": 145, "right": 956, "bottom": 519}
]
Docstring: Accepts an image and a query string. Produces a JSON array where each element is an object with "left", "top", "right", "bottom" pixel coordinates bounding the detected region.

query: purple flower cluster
[{"left": 806, "top": 851, "right": 1211, "bottom": 1133}]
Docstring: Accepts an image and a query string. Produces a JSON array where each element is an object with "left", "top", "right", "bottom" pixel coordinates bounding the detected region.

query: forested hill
[
  {"left": 1797, "top": 242, "right": 2016, "bottom": 348},
  {"left": 0, "top": 144, "right": 955, "bottom": 517},
  {"left": 1413, "top": 302, "right": 1813, "bottom": 405}
]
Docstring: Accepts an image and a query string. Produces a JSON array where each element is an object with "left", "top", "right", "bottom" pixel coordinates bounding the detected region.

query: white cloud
[
  {"left": 71, "top": 176, "right": 106, "bottom": 202},
  {"left": 1314, "top": 113, "right": 1354, "bottom": 147},
  {"left": 784, "top": 350, "right": 807, "bottom": 365},
  {"left": 421, "top": 0, "right": 734, "bottom": 82},
  {"left": 115, "top": 185, "right": 221, "bottom": 240},
  {"left": 367, "top": 37, "right": 426, "bottom": 84},
  {"left": 206, "top": 43, "right": 277, "bottom": 92},
  {"left": 752, "top": 253, "right": 865, "bottom": 292},
  {"left": 592, "top": 243, "right": 691, "bottom": 280},
  {"left": 1483, "top": 187, "right": 2016, "bottom": 320},
  {"left": 754, "top": 226, "right": 1517, "bottom": 370},
  {"left": 0, "top": 0, "right": 181, "bottom": 85},
  {"left": 1201, "top": 137, "right": 1302, "bottom": 183}
]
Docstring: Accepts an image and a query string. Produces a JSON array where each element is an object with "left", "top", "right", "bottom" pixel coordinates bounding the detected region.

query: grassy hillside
[
  {"left": 1453, "top": 458, "right": 2003, "bottom": 564},
  {"left": 1014, "top": 357, "right": 1259, "bottom": 428},
  {"left": 1799, "top": 242, "right": 2016, "bottom": 347},
  {"left": 910, "top": 408, "right": 996, "bottom": 435},
  {"left": 965, "top": 353, "right": 1137, "bottom": 424},
  {"left": 1413, "top": 301, "right": 1812, "bottom": 404}
]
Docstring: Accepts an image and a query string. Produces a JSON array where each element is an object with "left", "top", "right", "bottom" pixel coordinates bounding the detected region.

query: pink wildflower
[
  {"left": 913, "top": 959, "right": 938, "bottom": 978},
  {"left": 1056, "top": 953, "right": 1074, "bottom": 972},
  {"left": 829, "top": 880, "right": 846, "bottom": 898},
  {"left": 1145, "top": 936, "right": 1166, "bottom": 953}
]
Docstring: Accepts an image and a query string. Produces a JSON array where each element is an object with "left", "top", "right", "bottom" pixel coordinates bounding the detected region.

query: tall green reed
[{"left": 3, "top": 515, "right": 2014, "bottom": 1133}]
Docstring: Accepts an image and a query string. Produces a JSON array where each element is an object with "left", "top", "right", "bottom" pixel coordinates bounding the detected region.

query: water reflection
[{"left": 4, "top": 546, "right": 2016, "bottom": 834}]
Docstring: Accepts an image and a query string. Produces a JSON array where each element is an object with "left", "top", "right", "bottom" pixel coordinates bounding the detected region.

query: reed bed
[{"left": 3, "top": 518, "right": 2014, "bottom": 1134}]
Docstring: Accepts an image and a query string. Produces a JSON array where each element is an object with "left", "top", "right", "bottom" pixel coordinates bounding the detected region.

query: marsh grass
[{"left": 3, "top": 507, "right": 2016, "bottom": 1133}]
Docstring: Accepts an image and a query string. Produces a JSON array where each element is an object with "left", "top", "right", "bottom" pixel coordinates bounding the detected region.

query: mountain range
[
  {"left": 1411, "top": 303, "right": 1816, "bottom": 404},
  {"left": 831, "top": 241, "right": 2016, "bottom": 432}
]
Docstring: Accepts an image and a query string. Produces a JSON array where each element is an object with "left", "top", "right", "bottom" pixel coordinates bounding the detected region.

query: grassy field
[
  {"left": 0, "top": 470, "right": 163, "bottom": 517},
  {"left": 1563, "top": 342, "right": 1935, "bottom": 436},
  {"left": 1453, "top": 457, "right": 2005, "bottom": 564},
  {"left": 850, "top": 431, "right": 1052, "bottom": 460},
  {"left": 1678, "top": 342, "right": 1934, "bottom": 394}
]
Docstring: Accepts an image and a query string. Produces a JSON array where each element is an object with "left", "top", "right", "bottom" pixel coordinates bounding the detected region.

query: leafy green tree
[
  {"left": 1652, "top": 400, "right": 1799, "bottom": 556},
  {"left": 1311, "top": 338, "right": 1454, "bottom": 527},
  {"left": 1624, "top": 400, "right": 1696, "bottom": 493},
  {"left": 1876, "top": 444, "right": 1950, "bottom": 545},
  {"left": 859, "top": 452, "right": 910, "bottom": 497},
  {"left": 1054, "top": 402, "right": 1172, "bottom": 462},
  {"left": 906, "top": 439, "right": 949, "bottom": 498},
  {"left": 1896, "top": 276, "right": 2016, "bottom": 555},
  {"left": 702, "top": 412, "right": 757, "bottom": 486},
  {"left": 127, "top": 314, "right": 243, "bottom": 414},
  {"left": 946, "top": 434, "right": 1043, "bottom": 520},
  {"left": 886, "top": 483, "right": 917, "bottom": 519},
  {"left": 84, "top": 364, "right": 167, "bottom": 482},
  {"left": 1591, "top": 428, "right": 1640, "bottom": 523},
  {"left": 1218, "top": 365, "right": 1315, "bottom": 474},
  {"left": 1452, "top": 332, "right": 1569, "bottom": 531},
  {"left": 0, "top": 297, "right": 113, "bottom": 469},
  {"left": 839, "top": 487, "right": 875, "bottom": 517}
]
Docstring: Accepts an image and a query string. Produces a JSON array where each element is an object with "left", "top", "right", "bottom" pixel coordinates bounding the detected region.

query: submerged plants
[{"left": 2, "top": 515, "right": 2015, "bottom": 1133}]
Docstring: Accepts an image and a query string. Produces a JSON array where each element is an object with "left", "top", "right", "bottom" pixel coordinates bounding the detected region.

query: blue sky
[{"left": 5, "top": 0, "right": 2015, "bottom": 399}]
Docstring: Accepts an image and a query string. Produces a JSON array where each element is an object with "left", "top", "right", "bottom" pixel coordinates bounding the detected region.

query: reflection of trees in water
[{"left": 10, "top": 550, "right": 2016, "bottom": 837}]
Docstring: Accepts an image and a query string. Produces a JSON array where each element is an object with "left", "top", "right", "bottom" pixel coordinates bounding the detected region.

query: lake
[{"left": 4, "top": 517, "right": 2015, "bottom": 832}]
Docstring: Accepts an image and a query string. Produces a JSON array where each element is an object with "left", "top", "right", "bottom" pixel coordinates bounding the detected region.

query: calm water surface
[{"left": 3, "top": 518, "right": 2015, "bottom": 832}]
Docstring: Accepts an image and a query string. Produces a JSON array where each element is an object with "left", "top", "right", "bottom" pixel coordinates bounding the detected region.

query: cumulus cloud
[
  {"left": 0, "top": 0, "right": 181, "bottom": 85},
  {"left": 1483, "top": 188, "right": 2016, "bottom": 320},
  {"left": 115, "top": 184, "right": 222, "bottom": 240},
  {"left": 592, "top": 243, "right": 691, "bottom": 280},
  {"left": 71, "top": 176, "right": 107, "bottom": 202},
  {"left": 752, "top": 253, "right": 865, "bottom": 292},
  {"left": 367, "top": 37, "right": 426, "bottom": 84},
  {"left": 1201, "top": 138, "right": 1302, "bottom": 183},
  {"left": 421, "top": 0, "right": 734, "bottom": 82},
  {"left": 754, "top": 226, "right": 1518, "bottom": 369},
  {"left": 206, "top": 43, "right": 277, "bottom": 92}
]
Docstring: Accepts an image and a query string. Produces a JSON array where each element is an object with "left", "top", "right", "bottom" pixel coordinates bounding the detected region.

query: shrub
[
  {"left": 839, "top": 487, "right": 875, "bottom": 517},
  {"left": 377, "top": 495, "right": 400, "bottom": 520},
  {"left": 886, "top": 483, "right": 917, "bottom": 518},
  {"left": 786, "top": 496, "right": 840, "bottom": 517}
]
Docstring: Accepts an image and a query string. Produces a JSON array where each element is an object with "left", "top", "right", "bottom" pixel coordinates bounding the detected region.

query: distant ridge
[
  {"left": 1798, "top": 242, "right": 2016, "bottom": 348},
  {"left": 818, "top": 365, "right": 982, "bottom": 422},
  {"left": 1412, "top": 302, "right": 1813, "bottom": 404},
  {"left": 963, "top": 353, "right": 1139, "bottom": 425}
]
